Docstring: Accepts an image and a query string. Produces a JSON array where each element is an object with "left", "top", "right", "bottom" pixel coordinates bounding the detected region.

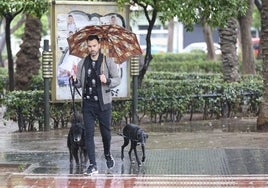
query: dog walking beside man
[
  {"left": 121, "top": 123, "right": 149, "bottom": 166},
  {"left": 67, "top": 113, "right": 87, "bottom": 174}
]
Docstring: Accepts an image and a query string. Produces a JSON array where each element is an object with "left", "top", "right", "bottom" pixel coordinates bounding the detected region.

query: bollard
[
  {"left": 42, "top": 40, "right": 53, "bottom": 131},
  {"left": 130, "top": 56, "right": 140, "bottom": 124}
]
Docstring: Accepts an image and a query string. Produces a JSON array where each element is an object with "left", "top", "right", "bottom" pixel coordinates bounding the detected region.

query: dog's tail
[
  {"left": 117, "top": 132, "right": 130, "bottom": 140},
  {"left": 117, "top": 132, "right": 124, "bottom": 137}
]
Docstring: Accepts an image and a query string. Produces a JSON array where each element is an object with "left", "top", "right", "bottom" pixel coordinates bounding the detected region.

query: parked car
[
  {"left": 141, "top": 44, "right": 167, "bottom": 54},
  {"left": 252, "top": 38, "right": 260, "bottom": 58},
  {"left": 182, "top": 42, "right": 221, "bottom": 55}
]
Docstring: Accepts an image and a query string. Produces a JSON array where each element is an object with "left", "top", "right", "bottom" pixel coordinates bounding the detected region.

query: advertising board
[{"left": 50, "top": 1, "right": 130, "bottom": 101}]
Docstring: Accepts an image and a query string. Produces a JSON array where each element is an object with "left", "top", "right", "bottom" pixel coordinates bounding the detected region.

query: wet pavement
[{"left": 1, "top": 116, "right": 268, "bottom": 187}]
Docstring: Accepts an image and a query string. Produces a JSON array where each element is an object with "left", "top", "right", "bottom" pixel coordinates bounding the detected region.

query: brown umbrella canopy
[{"left": 67, "top": 24, "right": 142, "bottom": 64}]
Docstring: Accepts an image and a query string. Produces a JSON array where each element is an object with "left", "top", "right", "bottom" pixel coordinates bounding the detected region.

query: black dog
[
  {"left": 121, "top": 123, "right": 148, "bottom": 166},
  {"left": 67, "top": 113, "right": 87, "bottom": 167}
]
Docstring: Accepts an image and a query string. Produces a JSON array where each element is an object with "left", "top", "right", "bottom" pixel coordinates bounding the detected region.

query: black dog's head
[
  {"left": 70, "top": 113, "right": 84, "bottom": 143},
  {"left": 143, "top": 132, "right": 149, "bottom": 142},
  {"left": 71, "top": 112, "right": 83, "bottom": 125},
  {"left": 137, "top": 129, "right": 149, "bottom": 145}
]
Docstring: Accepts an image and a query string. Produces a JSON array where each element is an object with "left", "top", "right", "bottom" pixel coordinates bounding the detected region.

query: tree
[
  {"left": 166, "top": 1, "right": 247, "bottom": 82},
  {"left": 0, "top": 0, "right": 48, "bottom": 91},
  {"left": 202, "top": 23, "right": 216, "bottom": 61},
  {"left": 15, "top": 0, "right": 48, "bottom": 91},
  {"left": 167, "top": 19, "right": 174, "bottom": 53},
  {"left": 238, "top": 0, "right": 255, "bottom": 75},
  {"left": 0, "top": 1, "right": 24, "bottom": 91},
  {"left": 117, "top": 0, "right": 179, "bottom": 85},
  {"left": 218, "top": 18, "right": 240, "bottom": 82},
  {"left": 15, "top": 15, "right": 42, "bottom": 90},
  {"left": 117, "top": 0, "right": 247, "bottom": 84},
  {"left": 0, "top": 16, "right": 26, "bottom": 67},
  {"left": 254, "top": 0, "right": 262, "bottom": 12},
  {"left": 257, "top": 1, "right": 268, "bottom": 130}
]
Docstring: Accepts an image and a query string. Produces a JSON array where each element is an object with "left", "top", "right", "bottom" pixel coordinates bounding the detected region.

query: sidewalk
[{"left": 1, "top": 117, "right": 268, "bottom": 187}]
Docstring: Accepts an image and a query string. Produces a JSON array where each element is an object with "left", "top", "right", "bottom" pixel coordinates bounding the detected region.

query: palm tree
[
  {"left": 218, "top": 18, "right": 240, "bottom": 82},
  {"left": 15, "top": 15, "right": 42, "bottom": 90},
  {"left": 257, "top": 1, "right": 268, "bottom": 130}
]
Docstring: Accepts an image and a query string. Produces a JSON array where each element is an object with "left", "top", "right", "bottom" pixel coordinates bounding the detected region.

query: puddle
[{"left": 140, "top": 118, "right": 257, "bottom": 133}]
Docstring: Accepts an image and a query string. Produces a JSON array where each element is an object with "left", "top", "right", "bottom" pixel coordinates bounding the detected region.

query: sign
[{"left": 50, "top": 1, "right": 130, "bottom": 101}]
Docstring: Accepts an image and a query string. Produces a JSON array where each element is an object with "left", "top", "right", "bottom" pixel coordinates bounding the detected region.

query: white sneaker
[{"left": 84, "top": 164, "right": 98, "bottom": 175}]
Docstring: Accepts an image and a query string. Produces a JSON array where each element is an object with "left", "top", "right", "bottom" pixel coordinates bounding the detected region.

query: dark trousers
[{"left": 82, "top": 100, "right": 112, "bottom": 166}]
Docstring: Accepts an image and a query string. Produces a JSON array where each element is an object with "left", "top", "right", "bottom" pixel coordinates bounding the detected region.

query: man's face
[{"left": 87, "top": 39, "right": 100, "bottom": 57}]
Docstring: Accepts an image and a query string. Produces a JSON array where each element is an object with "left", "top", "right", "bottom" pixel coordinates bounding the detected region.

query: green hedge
[
  {"left": 138, "top": 73, "right": 263, "bottom": 123},
  {"left": 150, "top": 53, "right": 220, "bottom": 73},
  {"left": 150, "top": 60, "right": 222, "bottom": 73},
  {"left": 1, "top": 53, "right": 265, "bottom": 130},
  {"left": 4, "top": 90, "right": 74, "bottom": 131},
  {"left": 150, "top": 53, "right": 263, "bottom": 74},
  {"left": 152, "top": 53, "right": 207, "bottom": 62},
  {"left": 145, "top": 72, "right": 223, "bottom": 81},
  {"left": 4, "top": 90, "right": 45, "bottom": 131}
]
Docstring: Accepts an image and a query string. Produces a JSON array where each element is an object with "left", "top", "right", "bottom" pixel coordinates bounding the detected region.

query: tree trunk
[
  {"left": 203, "top": 23, "right": 216, "bottom": 61},
  {"left": 257, "top": 1, "right": 268, "bottom": 131},
  {"left": 15, "top": 15, "right": 41, "bottom": 90},
  {"left": 138, "top": 6, "right": 157, "bottom": 86},
  {"left": 239, "top": 0, "right": 255, "bottom": 74},
  {"left": 254, "top": 0, "right": 262, "bottom": 12},
  {"left": 0, "top": 18, "right": 4, "bottom": 67},
  {"left": 167, "top": 19, "right": 174, "bottom": 53},
  {"left": 218, "top": 18, "right": 240, "bottom": 82},
  {"left": 0, "top": 16, "right": 26, "bottom": 67},
  {"left": 0, "top": 54, "right": 4, "bottom": 67},
  {"left": 5, "top": 13, "right": 15, "bottom": 91}
]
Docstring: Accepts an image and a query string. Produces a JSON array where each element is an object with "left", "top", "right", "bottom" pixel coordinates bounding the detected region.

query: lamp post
[
  {"left": 130, "top": 56, "right": 139, "bottom": 124},
  {"left": 42, "top": 40, "right": 53, "bottom": 131}
]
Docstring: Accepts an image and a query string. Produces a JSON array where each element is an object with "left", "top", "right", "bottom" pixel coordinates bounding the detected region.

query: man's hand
[
  {"left": 99, "top": 74, "right": 107, "bottom": 84},
  {"left": 71, "top": 75, "right": 77, "bottom": 82}
]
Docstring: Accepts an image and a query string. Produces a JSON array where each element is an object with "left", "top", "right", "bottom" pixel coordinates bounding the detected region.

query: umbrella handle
[
  {"left": 102, "top": 56, "right": 105, "bottom": 74},
  {"left": 102, "top": 56, "right": 112, "bottom": 79}
]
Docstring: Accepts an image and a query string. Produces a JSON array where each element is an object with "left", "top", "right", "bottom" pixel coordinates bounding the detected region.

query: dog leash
[{"left": 68, "top": 77, "right": 82, "bottom": 123}]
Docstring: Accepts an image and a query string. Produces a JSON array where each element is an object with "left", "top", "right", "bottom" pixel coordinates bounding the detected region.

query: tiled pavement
[{"left": 1, "top": 119, "right": 268, "bottom": 187}]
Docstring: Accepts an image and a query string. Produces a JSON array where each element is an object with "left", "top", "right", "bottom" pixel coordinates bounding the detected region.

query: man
[{"left": 73, "top": 35, "right": 121, "bottom": 175}]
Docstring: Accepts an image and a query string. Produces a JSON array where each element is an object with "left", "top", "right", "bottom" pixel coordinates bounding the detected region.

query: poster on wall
[{"left": 50, "top": 1, "right": 130, "bottom": 101}]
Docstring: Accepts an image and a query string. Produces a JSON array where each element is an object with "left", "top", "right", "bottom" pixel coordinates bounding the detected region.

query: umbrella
[{"left": 67, "top": 24, "right": 142, "bottom": 64}]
